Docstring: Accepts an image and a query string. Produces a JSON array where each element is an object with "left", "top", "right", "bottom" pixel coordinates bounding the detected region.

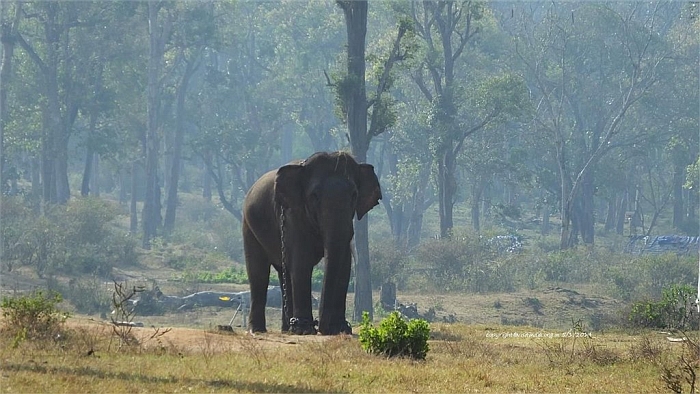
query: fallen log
[{"left": 132, "top": 286, "right": 282, "bottom": 314}]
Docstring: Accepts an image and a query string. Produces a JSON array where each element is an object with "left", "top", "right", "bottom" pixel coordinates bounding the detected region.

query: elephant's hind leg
[{"left": 244, "top": 225, "right": 270, "bottom": 333}]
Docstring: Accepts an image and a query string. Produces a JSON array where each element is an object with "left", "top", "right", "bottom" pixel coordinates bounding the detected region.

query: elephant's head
[{"left": 273, "top": 152, "right": 382, "bottom": 238}]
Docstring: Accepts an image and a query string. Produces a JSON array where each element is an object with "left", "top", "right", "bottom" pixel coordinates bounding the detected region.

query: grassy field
[{"left": 1, "top": 315, "right": 695, "bottom": 393}]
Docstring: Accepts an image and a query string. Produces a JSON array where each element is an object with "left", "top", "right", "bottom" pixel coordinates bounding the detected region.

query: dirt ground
[
  {"left": 63, "top": 315, "right": 338, "bottom": 354},
  {"left": 1, "top": 263, "right": 625, "bottom": 351}
]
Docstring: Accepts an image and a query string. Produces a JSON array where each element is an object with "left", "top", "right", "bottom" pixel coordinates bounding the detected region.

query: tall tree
[
  {"left": 142, "top": 1, "right": 173, "bottom": 248},
  {"left": 336, "top": 0, "right": 409, "bottom": 320},
  {"left": 14, "top": 3, "right": 88, "bottom": 204},
  {"left": 0, "top": 2, "right": 21, "bottom": 193},
  {"left": 163, "top": 2, "right": 217, "bottom": 237},
  {"left": 401, "top": 1, "right": 528, "bottom": 238}
]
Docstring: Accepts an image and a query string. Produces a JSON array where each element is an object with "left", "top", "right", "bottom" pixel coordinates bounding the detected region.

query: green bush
[
  {"left": 358, "top": 311, "right": 430, "bottom": 360},
  {"left": 1, "top": 290, "right": 69, "bottom": 345},
  {"left": 628, "top": 284, "right": 699, "bottom": 330}
]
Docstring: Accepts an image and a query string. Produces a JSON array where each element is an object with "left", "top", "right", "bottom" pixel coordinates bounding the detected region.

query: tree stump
[{"left": 380, "top": 281, "right": 396, "bottom": 311}]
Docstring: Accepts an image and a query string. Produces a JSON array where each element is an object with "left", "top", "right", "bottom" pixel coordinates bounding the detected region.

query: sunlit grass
[{"left": 0, "top": 319, "right": 690, "bottom": 393}]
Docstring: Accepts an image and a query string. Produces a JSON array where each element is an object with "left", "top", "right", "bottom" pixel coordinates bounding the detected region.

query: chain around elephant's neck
[{"left": 279, "top": 206, "right": 290, "bottom": 322}]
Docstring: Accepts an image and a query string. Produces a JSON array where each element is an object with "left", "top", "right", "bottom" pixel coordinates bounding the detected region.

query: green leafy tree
[
  {"left": 397, "top": 1, "right": 529, "bottom": 238},
  {"left": 510, "top": 2, "right": 688, "bottom": 248}
]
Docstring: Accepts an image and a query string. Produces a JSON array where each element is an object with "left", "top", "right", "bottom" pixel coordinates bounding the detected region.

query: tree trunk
[
  {"left": 687, "top": 188, "right": 698, "bottom": 223},
  {"left": 164, "top": 53, "right": 197, "bottom": 237},
  {"left": 616, "top": 193, "right": 628, "bottom": 235},
  {"left": 119, "top": 168, "right": 128, "bottom": 204},
  {"left": 407, "top": 166, "right": 430, "bottom": 248},
  {"left": 80, "top": 111, "right": 98, "bottom": 196},
  {"left": 0, "top": 3, "right": 20, "bottom": 190},
  {"left": 541, "top": 200, "right": 550, "bottom": 236},
  {"left": 81, "top": 149, "right": 93, "bottom": 197},
  {"left": 202, "top": 155, "right": 212, "bottom": 201},
  {"left": 130, "top": 161, "right": 139, "bottom": 234},
  {"left": 338, "top": 0, "right": 373, "bottom": 321},
  {"left": 30, "top": 156, "right": 41, "bottom": 210},
  {"left": 91, "top": 154, "right": 99, "bottom": 197},
  {"left": 604, "top": 195, "right": 616, "bottom": 232},
  {"left": 438, "top": 149, "right": 456, "bottom": 238},
  {"left": 142, "top": 1, "right": 170, "bottom": 248},
  {"left": 580, "top": 170, "right": 595, "bottom": 244},
  {"left": 672, "top": 162, "right": 685, "bottom": 228}
]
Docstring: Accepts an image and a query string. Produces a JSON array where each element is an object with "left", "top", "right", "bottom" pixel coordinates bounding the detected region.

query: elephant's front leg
[
  {"left": 318, "top": 248, "right": 352, "bottom": 335},
  {"left": 277, "top": 269, "right": 294, "bottom": 333},
  {"left": 288, "top": 263, "right": 317, "bottom": 335}
]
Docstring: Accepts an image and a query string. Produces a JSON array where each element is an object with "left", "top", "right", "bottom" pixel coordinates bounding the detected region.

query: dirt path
[{"left": 66, "top": 316, "right": 340, "bottom": 354}]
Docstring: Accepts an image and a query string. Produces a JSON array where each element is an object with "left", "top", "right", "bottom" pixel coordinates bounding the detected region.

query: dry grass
[{"left": 0, "top": 317, "right": 690, "bottom": 393}]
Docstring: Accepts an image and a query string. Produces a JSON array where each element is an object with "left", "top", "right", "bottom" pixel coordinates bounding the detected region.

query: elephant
[{"left": 242, "top": 151, "right": 381, "bottom": 335}]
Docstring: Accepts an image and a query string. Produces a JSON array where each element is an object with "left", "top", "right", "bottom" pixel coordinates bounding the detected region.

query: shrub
[
  {"left": 370, "top": 241, "right": 408, "bottom": 290},
  {"left": 358, "top": 311, "right": 430, "bottom": 360},
  {"left": 0, "top": 196, "right": 135, "bottom": 277},
  {"left": 628, "top": 284, "right": 699, "bottom": 330},
  {"left": 607, "top": 253, "right": 697, "bottom": 302},
  {"left": 61, "top": 278, "right": 112, "bottom": 315},
  {"left": 1, "top": 290, "right": 69, "bottom": 345},
  {"left": 414, "top": 236, "right": 471, "bottom": 291},
  {"left": 412, "top": 232, "right": 517, "bottom": 293}
]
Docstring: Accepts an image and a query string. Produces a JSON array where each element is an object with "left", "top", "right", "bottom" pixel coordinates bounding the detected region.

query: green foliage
[
  {"left": 628, "top": 284, "right": 699, "bottom": 330},
  {"left": 1, "top": 291, "right": 68, "bottom": 346},
  {"left": 181, "top": 267, "right": 250, "bottom": 284},
  {"left": 179, "top": 266, "right": 324, "bottom": 291},
  {"left": 0, "top": 196, "right": 136, "bottom": 277},
  {"left": 358, "top": 311, "right": 430, "bottom": 360}
]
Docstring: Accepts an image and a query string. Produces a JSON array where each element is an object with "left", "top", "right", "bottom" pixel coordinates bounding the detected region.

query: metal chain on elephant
[{"left": 279, "top": 206, "right": 290, "bottom": 323}]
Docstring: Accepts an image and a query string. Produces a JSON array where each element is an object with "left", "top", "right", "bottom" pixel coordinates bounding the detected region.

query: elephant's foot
[
  {"left": 318, "top": 320, "right": 352, "bottom": 335},
  {"left": 248, "top": 326, "right": 267, "bottom": 335},
  {"left": 248, "top": 320, "right": 267, "bottom": 334},
  {"left": 289, "top": 317, "right": 318, "bottom": 335}
]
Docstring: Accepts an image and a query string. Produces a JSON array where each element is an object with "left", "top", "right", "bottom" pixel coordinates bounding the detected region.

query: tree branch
[{"left": 14, "top": 32, "right": 47, "bottom": 75}]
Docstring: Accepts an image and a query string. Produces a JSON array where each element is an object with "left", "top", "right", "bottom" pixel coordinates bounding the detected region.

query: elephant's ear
[
  {"left": 356, "top": 164, "right": 382, "bottom": 220},
  {"left": 275, "top": 164, "right": 304, "bottom": 208}
]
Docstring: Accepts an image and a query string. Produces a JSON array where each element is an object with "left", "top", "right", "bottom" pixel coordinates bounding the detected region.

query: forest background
[{"left": 0, "top": 1, "right": 698, "bottom": 324}]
